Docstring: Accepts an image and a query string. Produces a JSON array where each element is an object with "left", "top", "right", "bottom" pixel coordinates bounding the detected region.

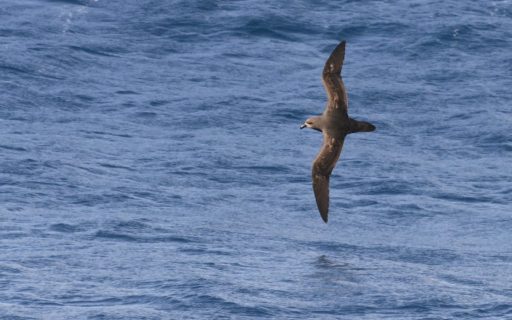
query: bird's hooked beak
[{"left": 300, "top": 123, "right": 307, "bottom": 129}]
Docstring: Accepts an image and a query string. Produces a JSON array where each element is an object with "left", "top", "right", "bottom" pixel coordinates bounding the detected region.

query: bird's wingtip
[{"left": 320, "top": 211, "right": 328, "bottom": 223}]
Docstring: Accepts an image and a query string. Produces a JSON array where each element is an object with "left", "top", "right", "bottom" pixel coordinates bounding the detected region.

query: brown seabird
[{"left": 301, "top": 40, "right": 376, "bottom": 223}]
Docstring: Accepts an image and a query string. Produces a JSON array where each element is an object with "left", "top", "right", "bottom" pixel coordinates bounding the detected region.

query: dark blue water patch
[
  {"left": 445, "top": 110, "right": 484, "bottom": 122},
  {"left": 476, "top": 131, "right": 512, "bottom": 152},
  {"left": 56, "top": 294, "right": 182, "bottom": 309},
  {"left": 0, "top": 27, "right": 33, "bottom": 38},
  {"left": 272, "top": 107, "right": 311, "bottom": 121},
  {"left": 92, "top": 231, "right": 138, "bottom": 242},
  {"left": 488, "top": 254, "right": 512, "bottom": 263},
  {"left": 328, "top": 197, "right": 378, "bottom": 211},
  {"left": 191, "top": 294, "right": 274, "bottom": 317},
  {"left": 179, "top": 247, "right": 233, "bottom": 257},
  {"left": 439, "top": 23, "right": 510, "bottom": 50},
  {"left": 239, "top": 17, "right": 314, "bottom": 41},
  {"left": 115, "top": 90, "right": 139, "bottom": 95},
  {"left": 71, "top": 164, "right": 108, "bottom": 176},
  {"left": 73, "top": 93, "right": 96, "bottom": 103},
  {"left": 453, "top": 303, "right": 512, "bottom": 318},
  {"left": 393, "top": 299, "right": 460, "bottom": 314},
  {"left": 1, "top": 62, "right": 65, "bottom": 81},
  {"left": 0, "top": 264, "right": 22, "bottom": 275},
  {"left": 307, "top": 241, "right": 360, "bottom": 253},
  {"left": 0, "top": 144, "right": 28, "bottom": 152},
  {"left": 364, "top": 203, "right": 425, "bottom": 221},
  {"left": 314, "top": 255, "right": 353, "bottom": 270},
  {"left": 2, "top": 159, "right": 41, "bottom": 176},
  {"left": 66, "top": 193, "right": 137, "bottom": 207},
  {"left": 130, "top": 11, "right": 210, "bottom": 40},
  {"left": 0, "top": 315, "right": 37, "bottom": 320},
  {"left": 357, "top": 179, "right": 419, "bottom": 196},
  {"left": 86, "top": 314, "right": 158, "bottom": 320},
  {"left": 98, "top": 162, "right": 135, "bottom": 172},
  {"left": 94, "top": 230, "right": 193, "bottom": 244},
  {"left": 308, "top": 241, "right": 461, "bottom": 266},
  {"left": 79, "top": 130, "right": 133, "bottom": 139},
  {"left": 49, "top": 223, "right": 84, "bottom": 233},
  {"left": 44, "top": 0, "right": 97, "bottom": 5},
  {"left": 0, "top": 63, "right": 33, "bottom": 77},
  {"left": 311, "top": 304, "right": 378, "bottom": 317},
  {"left": 130, "top": 111, "right": 159, "bottom": 123},
  {"left": 438, "top": 273, "right": 484, "bottom": 287},
  {"left": 393, "top": 247, "right": 460, "bottom": 266},
  {"left": 148, "top": 100, "right": 169, "bottom": 107},
  {"left": 57, "top": 296, "right": 123, "bottom": 307},
  {"left": 235, "top": 165, "right": 292, "bottom": 174},
  {"left": 68, "top": 45, "right": 122, "bottom": 58},
  {"left": 109, "top": 219, "right": 152, "bottom": 232},
  {"left": 334, "top": 21, "right": 412, "bottom": 40},
  {"left": 168, "top": 167, "right": 208, "bottom": 177},
  {"left": 432, "top": 191, "right": 496, "bottom": 205},
  {"left": 165, "top": 276, "right": 220, "bottom": 292}
]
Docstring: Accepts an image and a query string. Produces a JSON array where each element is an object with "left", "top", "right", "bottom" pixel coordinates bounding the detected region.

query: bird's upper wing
[
  {"left": 312, "top": 133, "right": 346, "bottom": 223},
  {"left": 322, "top": 40, "right": 348, "bottom": 115}
]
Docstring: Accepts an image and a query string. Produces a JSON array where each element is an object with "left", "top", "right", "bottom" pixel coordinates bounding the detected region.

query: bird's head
[{"left": 300, "top": 116, "right": 322, "bottom": 132}]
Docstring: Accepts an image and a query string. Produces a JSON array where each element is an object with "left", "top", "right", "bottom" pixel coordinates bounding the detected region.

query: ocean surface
[{"left": 1, "top": 0, "right": 511, "bottom": 319}]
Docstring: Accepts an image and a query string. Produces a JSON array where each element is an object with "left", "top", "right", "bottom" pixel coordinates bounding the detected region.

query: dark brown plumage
[{"left": 301, "top": 41, "right": 376, "bottom": 223}]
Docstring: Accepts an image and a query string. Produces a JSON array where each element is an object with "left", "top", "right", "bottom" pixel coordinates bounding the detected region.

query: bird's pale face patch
[
  {"left": 300, "top": 118, "right": 314, "bottom": 129},
  {"left": 301, "top": 117, "right": 323, "bottom": 132}
]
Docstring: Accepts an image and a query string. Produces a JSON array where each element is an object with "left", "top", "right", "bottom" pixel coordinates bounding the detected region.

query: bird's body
[{"left": 301, "top": 41, "right": 375, "bottom": 223}]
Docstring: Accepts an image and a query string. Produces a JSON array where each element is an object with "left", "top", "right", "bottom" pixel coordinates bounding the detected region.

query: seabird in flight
[{"left": 301, "top": 40, "right": 376, "bottom": 223}]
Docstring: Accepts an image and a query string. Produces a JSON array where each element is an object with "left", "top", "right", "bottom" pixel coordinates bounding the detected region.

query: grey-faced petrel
[{"left": 301, "top": 40, "right": 376, "bottom": 223}]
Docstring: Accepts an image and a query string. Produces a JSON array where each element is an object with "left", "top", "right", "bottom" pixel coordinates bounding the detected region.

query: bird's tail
[{"left": 350, "top": 120, "right": 376, "bottom": 133}]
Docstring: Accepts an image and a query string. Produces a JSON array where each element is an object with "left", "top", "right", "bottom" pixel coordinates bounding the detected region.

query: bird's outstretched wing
[
  {"left": 312, "top": 133, "right": 346, "bottom": 223},
  {"left": 322, "top": 40, "right": 348, "bottom": 114}
]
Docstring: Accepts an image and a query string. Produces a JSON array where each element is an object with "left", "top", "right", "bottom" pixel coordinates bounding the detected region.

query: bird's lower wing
[{"left": 312, "top": 134, "right": 345, "bottom": 223}]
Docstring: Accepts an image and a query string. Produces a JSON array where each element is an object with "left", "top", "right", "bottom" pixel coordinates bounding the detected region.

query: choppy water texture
[{"left": 1, "top": 0, "right": 512, "bottom": 319}]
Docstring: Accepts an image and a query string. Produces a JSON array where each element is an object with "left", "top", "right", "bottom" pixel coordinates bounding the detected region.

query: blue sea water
[{"left": 1, "top": 0, "right": 511, "bottom": 318}]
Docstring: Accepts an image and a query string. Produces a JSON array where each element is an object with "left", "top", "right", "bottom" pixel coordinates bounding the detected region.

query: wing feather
[
  {"left": 322, "top": 41, "right": 348, "bottom": 114},
  {"left": 312, "top": 134, "right": 346, "bottom": 223}
]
